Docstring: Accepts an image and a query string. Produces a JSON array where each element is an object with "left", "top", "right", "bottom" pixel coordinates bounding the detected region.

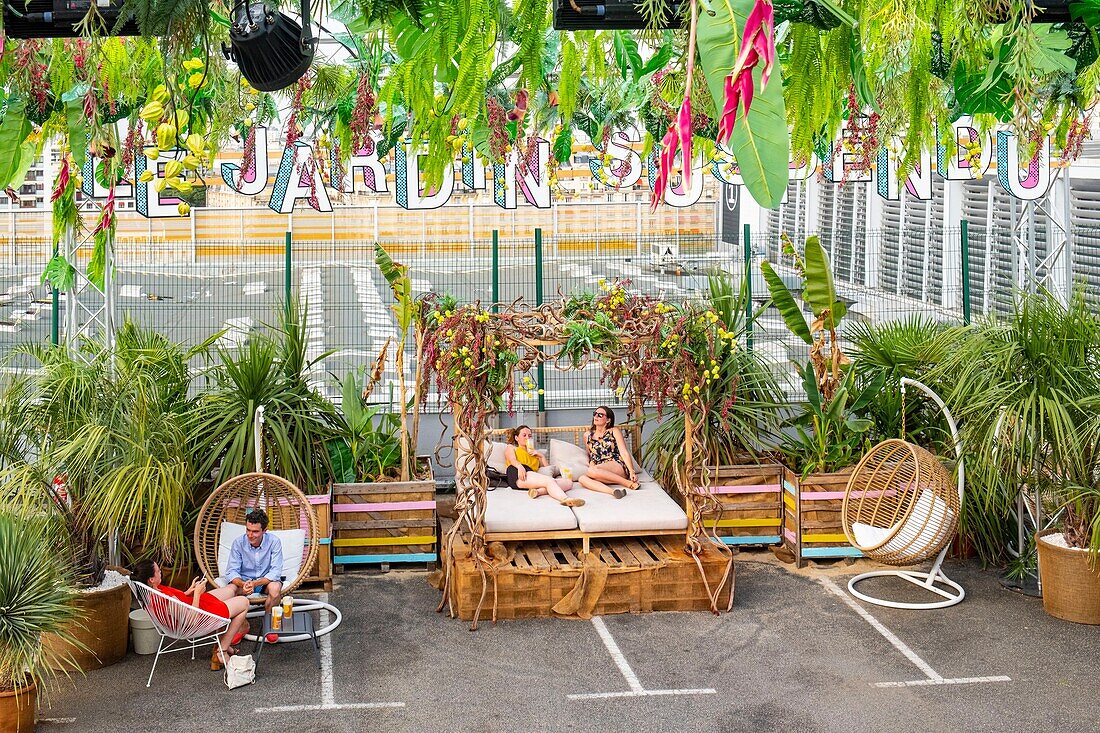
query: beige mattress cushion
[
  {"left": 568, "top": 474, "right": 688, "bottom": 533},
  {"left": 484, "top": 486, "right": 579, "bottom": 533}
]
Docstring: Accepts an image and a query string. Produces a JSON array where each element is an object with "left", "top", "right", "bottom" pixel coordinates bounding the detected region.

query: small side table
[{"left": 253, "top": 607, "right": 320, "bottom": 671}]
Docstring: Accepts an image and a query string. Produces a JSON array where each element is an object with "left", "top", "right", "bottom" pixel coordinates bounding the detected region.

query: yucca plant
[
  {"left": 0, "top": 321, "right": 203, "bottom": 586},
  {"left": 934, "top": 288, "right": 1100, "bottom": 564},
  {"left": 190, "top": 301, "right": 340, "bottom": 493},
  {"left": 643, "top": 271, "right": 784, "bottom": 484},
  {"left": 0, "top": 511, "right": 82, "bottom": 697}
]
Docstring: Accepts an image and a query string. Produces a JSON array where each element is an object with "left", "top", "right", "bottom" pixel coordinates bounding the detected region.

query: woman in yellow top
[{"left": 504, "top": 425, "right": 585, "bottom": 507}]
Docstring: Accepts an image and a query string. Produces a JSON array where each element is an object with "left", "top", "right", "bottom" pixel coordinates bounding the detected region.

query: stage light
[
  {"left": 223, "top": 0, "right": 316, "bottom": 92},
  {"left": 2, "top": 0, "right": 139, "bottom": 38},
  {"left": 552, "top": 0, "right": 682, "bottom": 31}
]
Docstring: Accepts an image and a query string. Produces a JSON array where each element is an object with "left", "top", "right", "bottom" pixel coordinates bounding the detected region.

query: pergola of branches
[{"left": 416, "top": 281, "right": 738, "bottom": 628}]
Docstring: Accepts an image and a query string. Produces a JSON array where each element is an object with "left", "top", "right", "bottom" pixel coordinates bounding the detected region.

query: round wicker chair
[
  {"left": 841, "top": 378, "right": 965, "bottom": 609},
  {"left": 193, "top": 471, "right": 319, "bottom": 598}
]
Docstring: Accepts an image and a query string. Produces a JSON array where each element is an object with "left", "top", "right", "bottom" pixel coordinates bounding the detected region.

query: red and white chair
[{"left": 128, "top": 580, "right": 231, "bottom": 687}]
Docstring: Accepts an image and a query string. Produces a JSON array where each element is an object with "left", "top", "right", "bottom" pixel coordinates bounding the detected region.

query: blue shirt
[{"left": 226, "top": 531, "right": 283, "bottom": 583}]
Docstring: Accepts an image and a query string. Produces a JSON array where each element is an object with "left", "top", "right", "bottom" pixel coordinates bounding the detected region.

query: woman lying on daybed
[
  {"left": 504, "top": 425, "right": 585, "bottom": 507},
  {"left": 578, "top": 406, "right": 639, "bottom": 499}
]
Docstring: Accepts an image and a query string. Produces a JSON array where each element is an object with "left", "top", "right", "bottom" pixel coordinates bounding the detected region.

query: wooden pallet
[
  {"left": 444, "top": 531, "right": 734, "bottom": 620},
  {"left": 332, "top": 470, "right": 437, "bottom": 567},
  {"left": 692, "top": 463, "right": 784, "bottom": 547},
  {"left": 782, "top": 467, "right": 862, "bottom": 567},
  {"left": 300, "top": 491, "right": 333, "bottom": 591}
]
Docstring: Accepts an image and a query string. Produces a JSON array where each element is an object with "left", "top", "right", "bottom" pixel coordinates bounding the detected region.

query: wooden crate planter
[
  {"left": 782, "top": 467, "right": 862, "bottom": 567},
  {"left": 692, "top": 463, "right": 784, "bottom": 548},
  {"left": 445, "top": 532, "right": 733, "bottom": 620},
  {"left": 300, "top": 490, "right": 333, "bottom": 590},
  {"left": 332, "top": 462, "right": 436, "bottom": 567}
]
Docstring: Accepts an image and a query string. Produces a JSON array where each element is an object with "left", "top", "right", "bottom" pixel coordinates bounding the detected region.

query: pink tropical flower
[
  {"left": 651, "top": 98, "right": 694, "bottom": 210},
  {"left": 718, "top": 0, "right": 776, "bottom": 144},
  {"left": 94, "top": 188, "right": 116, "bottom": 235},
  {"left": 51, "top": 157, "right": 70, "bottom": 203}
]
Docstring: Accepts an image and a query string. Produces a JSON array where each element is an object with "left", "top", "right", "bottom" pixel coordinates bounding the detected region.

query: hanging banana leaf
[
  {"left": 761, "top": 260, "right": 813, "bottom": 345},
  {"left": 698, "top": 0, "right": 790, "bottom": 208}
]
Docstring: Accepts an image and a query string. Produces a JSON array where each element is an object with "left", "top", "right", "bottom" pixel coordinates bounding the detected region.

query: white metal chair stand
[{"left": 843, "top": 378, "right": 966, "bottom": 610}]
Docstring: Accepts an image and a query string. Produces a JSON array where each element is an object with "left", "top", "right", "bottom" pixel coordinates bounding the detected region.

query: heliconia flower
[
  {"left": 51, "top": 157, "right": 70, "bottom": 202},
  {"left": 718, "top": 0, "right": 776, "bottom": 144},
  {"left": 94, "top": 188, "right": 116, "bottom": 235},
  {"left": 650, "top": 97, "right": 693, "bottom": 210}
]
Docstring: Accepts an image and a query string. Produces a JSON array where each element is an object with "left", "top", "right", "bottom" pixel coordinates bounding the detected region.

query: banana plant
[
  {"left": 374, "top": 243, "right": 421, "bottom": 481},
  {"left": 783, "top": 361, "right": 884, "bottom": 476},
  {"left": 761, "top": 234, "right": 849, "bottom": 402}
]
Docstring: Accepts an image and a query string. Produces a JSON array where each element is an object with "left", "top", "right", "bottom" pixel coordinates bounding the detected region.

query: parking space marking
[
  {"left": 819, "top": 578, "right": 1011, "bottom": 688},
  {"left": 568, "top": 617, "right": 717, "bottom": 700},
  {"left": 255, "top": 593, "right": 406, "bottom": 713}
]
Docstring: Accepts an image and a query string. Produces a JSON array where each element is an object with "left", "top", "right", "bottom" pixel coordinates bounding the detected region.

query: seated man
[{"left": 225, "top": 508, "right": 283, "bottom": 611}]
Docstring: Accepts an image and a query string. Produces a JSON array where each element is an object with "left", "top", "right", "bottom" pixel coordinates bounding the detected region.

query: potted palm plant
[
  {"left": 0, "top": 322, "right": 202, "bottom": 670},
  {"left": 761, "top": 235, "right": 883, "bottom": 565},
  {"left": 939, "top": 288, "right": 1100, "bottom": 621},
  {"left": 643, "top": 271, "right": 786, "bottom": 547},
  {"left": 189, "top": 300, "right": 341, "bottom": 494},
  {"left": 0, "top": 511, "right": 82, "bottom": 733}
]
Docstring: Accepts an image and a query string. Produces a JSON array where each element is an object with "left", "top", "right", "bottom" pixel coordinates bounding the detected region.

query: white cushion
[
  {"left": 568, "top": 478, "right": 688, "bottom": 533},
  {"left": 484, "top": 487, "right": 579, "bottom": 533},
  {"left": 216, "top": 522, "right": 305, "bottom": 587},
  {"left": 487, "top": 441, "right": 509, "bottom": 474},
  {"left": 550, "top": 439, "right": 589, "bottom": 479},
  {"left": 851, "top": 489, "right": 952, "bottom": 557}
]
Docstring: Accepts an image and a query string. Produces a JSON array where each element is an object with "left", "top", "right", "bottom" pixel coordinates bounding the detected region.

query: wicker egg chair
[
  {"left": 841, "top": 378, "right": 965, "bottom": 610},
  {"left": 193, "top": 471, "right": 319, "bottom": 599}
]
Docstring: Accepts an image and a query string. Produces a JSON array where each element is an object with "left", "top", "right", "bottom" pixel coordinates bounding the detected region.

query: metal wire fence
[{"left": 3, "top": 213, "right": 1098, "bottom": 410}]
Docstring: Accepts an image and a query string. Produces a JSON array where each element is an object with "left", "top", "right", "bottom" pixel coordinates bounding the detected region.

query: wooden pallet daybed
[{"left": 477, "top": 426, "right": 689, "bottom": 554}]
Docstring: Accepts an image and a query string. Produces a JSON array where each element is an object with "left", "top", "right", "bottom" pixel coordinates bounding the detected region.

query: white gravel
[
  {"left": 80, "top": 568, "right": 128, "bottom": 593},
  {"left": 1039, "top": 532, "right": 1091, "bottom": 551}
]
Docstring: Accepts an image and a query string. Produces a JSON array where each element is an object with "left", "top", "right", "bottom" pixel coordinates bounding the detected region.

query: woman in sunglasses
[{"left": 578, "top": 406, "right": 639, "bottom": 499}]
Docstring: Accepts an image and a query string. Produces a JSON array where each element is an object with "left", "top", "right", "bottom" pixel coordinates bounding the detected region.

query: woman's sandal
[
  {"left": 528, "top": 487, "right": 540, "bottom": 499},
  {"left": 210, "top": 646, "right": 234, "bottom": 671},
  {"left": 560, "top": 498, "right": 586, "bottom": 508},
  {"left": 613, "top": 488, "right": 626, "bottom": 499}
]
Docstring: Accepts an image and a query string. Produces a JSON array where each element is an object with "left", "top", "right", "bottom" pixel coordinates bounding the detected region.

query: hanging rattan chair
[
  {"left": 841, "top": 378, "right": 965, "bottom": 609},
  {"left": 193, "top": 471, "right": 319, "bottom": 598}
]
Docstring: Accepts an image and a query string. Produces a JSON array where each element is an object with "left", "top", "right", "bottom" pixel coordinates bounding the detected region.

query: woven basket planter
[{"left": 1037, "top": 528, "right": 1100, "bottom": 625}]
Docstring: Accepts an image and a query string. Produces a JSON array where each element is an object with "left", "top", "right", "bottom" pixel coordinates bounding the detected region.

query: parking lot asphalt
[{"left": 37, "top": 555, "right": 1100, "bottom": 733}]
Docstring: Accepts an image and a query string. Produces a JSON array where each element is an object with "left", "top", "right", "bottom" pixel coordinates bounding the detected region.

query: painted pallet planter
[
  {"left": 781, "top": 467, "right": 862, "bottom": 567},
  {"left": 300, "top": 490, "right": 333, "bottom": 590},
  {"left": 692, "top": 463, "right": 784, "bottom": 548},
  {"left": 332, "top": 462, "right": 436, "bottom": 567},
  {"left": 444, "top": 528, "right": 734, "bottom": 620}
]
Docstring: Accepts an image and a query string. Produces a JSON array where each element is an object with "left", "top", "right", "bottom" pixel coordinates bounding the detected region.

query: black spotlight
[
  {"left": 552, "top": 0, "right": 682, "bottom": 30},
  {"left": 223, "top": 0, "right": 317, "bottom": 92},
  {"left": 3, "top": 0, "right": 139, "bottom": 38}
]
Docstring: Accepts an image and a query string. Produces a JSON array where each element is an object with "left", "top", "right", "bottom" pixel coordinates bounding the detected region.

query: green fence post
[
  {"left": 284, "top": 230, "right": 293, "bottom": 316},
  {"left": 50, "top": 240, "right": 59, "bottom": 346},
  {"left": 492, "top": 229, "right": 500, "bottom": 313},
  {"left": 743, "top": 223, "right": 754, "bottom": 352},
  {"left": 534, "top": 228, "right": 546, "bottom": 413},
  {"left": 51, "top": 285, "right": 59, "bottom": 346},
  {"left": 960, "top": 220, "right": 971, "bottom": 325}
]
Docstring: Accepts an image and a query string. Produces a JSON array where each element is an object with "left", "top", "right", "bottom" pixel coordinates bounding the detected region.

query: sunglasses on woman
[{"left": 593, "top": 412, "right": 607, "bottom": 418}]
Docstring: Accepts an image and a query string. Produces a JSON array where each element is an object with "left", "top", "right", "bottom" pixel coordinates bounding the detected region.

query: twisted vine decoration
[{"left": 422, "top": 281, "right": 739, "bottom": 625}]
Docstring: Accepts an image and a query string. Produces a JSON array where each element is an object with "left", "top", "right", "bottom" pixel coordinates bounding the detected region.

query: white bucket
[{"left": 129, "top": 609, "right": 160, "bottom": 655}]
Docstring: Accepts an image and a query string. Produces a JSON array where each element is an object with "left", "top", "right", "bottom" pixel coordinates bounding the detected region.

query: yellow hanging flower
[
  {"left": 183, "top": 58, "right": 204, "bottom": 71},
  {"left": 177, "top": 202, "right": 190, "bottom": 216},
  {"left": 187, "top": 72, "right": 208, "bottom": 90}
]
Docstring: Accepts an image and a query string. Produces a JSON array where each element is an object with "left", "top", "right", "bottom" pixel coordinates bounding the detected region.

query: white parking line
[
  {"left": 255, "top": 593, "right": 406, "bottom": 713},
  {"left": 819, "top": 578, "right": 1011, "bottom": 688},
  {"left": 568, "top": 617, "right": 716, "bottom": 700}
]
